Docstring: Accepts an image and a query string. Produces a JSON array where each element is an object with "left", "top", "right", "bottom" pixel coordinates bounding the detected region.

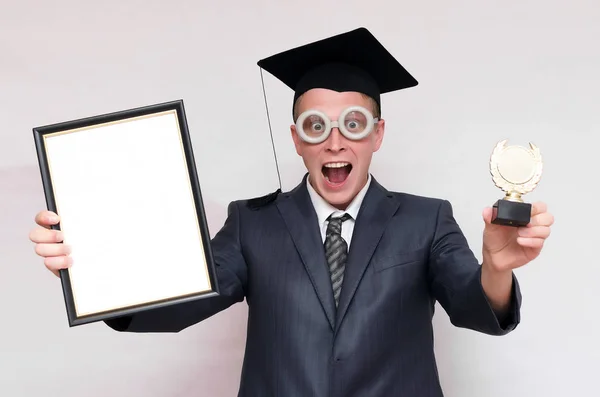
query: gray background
[{"left": 1, "top": 0, "right": 598, "bottom": 396}]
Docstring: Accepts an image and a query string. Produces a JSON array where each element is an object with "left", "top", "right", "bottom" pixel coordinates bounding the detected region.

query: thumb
[
  {"left": 482, "top": 207, "right": 504, "bottom": 233},
  {"left": 482, "top": 207, "right": 494, "bottom": 225},
  {"left": 482, "top": 207, "right": 507, "bottom": 236}
]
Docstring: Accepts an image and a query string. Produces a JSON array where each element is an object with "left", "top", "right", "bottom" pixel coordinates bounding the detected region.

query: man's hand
[
  {"left": 480, "top": 201, "right": 554, "bottom": 314},
  {"left": 482, "top": 201, "right": 554, "bottom": 272},
  {"left": 29, "top": 210, "right": 72, "bottom": 277}
]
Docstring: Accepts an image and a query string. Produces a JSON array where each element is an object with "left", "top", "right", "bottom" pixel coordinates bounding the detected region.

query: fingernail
[
  {"left": 48, "top": 215, "right": 59, "bottom": 223},
  {"left": 55, "top": 231, "right": 64, "bottom": 241}
]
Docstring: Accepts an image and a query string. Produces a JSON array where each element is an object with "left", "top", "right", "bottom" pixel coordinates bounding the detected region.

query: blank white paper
[{"left": 43, "top": 110, "right": 212, "bottom": 317}]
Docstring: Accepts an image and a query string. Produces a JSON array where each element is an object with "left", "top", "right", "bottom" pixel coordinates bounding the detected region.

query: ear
[
  {"left": 372, "top": 119, "right": 385, "bottom": 152},
  {"left": 290, "top": 124, "right": 302, "bottom": 156}
]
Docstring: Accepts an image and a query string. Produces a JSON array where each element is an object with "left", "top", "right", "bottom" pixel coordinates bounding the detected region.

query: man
[{"left": 29, "top": 28, "right": 553, "bottom": 396}]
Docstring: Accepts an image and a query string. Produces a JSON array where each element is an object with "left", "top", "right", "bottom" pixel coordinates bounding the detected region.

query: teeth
[{"left": 324, "top": 162, "right": 349, "bottom": 168}]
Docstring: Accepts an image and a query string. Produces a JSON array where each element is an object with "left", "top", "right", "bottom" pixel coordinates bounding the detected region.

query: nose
[{"left": 325, "top": 127, "right": 346, "bottom": 152}]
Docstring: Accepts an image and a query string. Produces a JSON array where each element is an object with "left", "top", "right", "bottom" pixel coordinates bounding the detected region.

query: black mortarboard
[{"left": 257, "top": 27, "right": 418, "bottom": 117}]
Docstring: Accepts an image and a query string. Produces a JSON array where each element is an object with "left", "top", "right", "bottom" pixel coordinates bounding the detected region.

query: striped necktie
[{"left": 324, "top": 213, "right": 351, "bottom": 307}]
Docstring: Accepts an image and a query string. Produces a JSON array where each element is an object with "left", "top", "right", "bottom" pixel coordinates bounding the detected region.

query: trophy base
[{"left": 491, "top": 199, "right": 531, "bottom": 227}]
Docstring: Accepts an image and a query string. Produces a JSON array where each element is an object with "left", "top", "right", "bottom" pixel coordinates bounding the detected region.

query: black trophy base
[{"left": 491, "top": 199, "right": 531, "bottom": 227}]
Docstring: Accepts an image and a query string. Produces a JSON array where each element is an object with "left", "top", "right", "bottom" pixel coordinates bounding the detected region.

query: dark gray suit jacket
[{"left": 106, "top": 175, "right": 521, "bottom": 396}]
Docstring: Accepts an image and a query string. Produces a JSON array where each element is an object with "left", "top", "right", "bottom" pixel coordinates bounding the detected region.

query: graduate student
[{"left": 29, "top": 27, "right": 554, "bottom": 396}]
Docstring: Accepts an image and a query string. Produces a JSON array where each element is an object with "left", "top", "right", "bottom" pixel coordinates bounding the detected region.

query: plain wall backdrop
[{"left": 1, "top": 0, "right": 598, "bottom": 396}]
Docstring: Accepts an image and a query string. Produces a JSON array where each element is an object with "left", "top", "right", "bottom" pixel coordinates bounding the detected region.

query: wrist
[
  {"left": 481, "top": 262, "right": 514, "bottom": 314},
  {"left": 481, "top": 260, "right": 513, "bottom": 278}
]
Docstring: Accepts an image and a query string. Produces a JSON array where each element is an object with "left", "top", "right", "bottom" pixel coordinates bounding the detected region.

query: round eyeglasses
[{"left": 295, "top": 106, "right": 379, "bottom": 144}]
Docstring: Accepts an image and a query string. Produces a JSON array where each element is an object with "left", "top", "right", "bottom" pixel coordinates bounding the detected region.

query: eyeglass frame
[{"left": 294, "top": 105, "right": 379, "bottom": 144}]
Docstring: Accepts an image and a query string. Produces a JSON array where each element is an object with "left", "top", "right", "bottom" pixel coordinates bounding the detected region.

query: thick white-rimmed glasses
[{"left": 295, "top": 106, "right": 379, "bottom": 144}]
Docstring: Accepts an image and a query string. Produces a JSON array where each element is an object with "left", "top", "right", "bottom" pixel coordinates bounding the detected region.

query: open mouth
[{"left": 322, "top": 162, "right": 353, "bottom": 186}]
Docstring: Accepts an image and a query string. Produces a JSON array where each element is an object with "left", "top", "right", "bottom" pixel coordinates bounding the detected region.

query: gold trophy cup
[{"left": 489, "top": 139, "right": 543, "bottom": 227}]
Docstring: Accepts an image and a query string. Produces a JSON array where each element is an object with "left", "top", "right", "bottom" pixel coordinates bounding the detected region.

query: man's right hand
[{"left": 29, "top": 210, "right": 72, "bottom": 277}]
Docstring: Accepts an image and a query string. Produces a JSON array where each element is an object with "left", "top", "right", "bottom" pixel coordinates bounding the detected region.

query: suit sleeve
[
  {"left": 428, "top": 199, "right": 522, "bottom": 336},
  {"left": 104, "top": 201, "right": 248, "bottom": 333}
]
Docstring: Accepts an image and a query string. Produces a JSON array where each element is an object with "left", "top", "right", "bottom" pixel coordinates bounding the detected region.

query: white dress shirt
[{"left": 306, "top": 174, "right": 372, "bottom": 249}]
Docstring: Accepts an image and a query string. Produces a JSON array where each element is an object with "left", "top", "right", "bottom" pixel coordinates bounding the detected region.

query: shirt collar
[{"left": 306, "top": 173, "right": 372, "bottom": 226}]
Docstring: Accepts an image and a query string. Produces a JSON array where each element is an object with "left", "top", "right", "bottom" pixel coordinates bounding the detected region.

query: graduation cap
[
  {"left": 252, "top": 27, "right": 419, "bottom": 202},
  {"left": 257, "top": 27, "right": 418, "bottom": 118}
]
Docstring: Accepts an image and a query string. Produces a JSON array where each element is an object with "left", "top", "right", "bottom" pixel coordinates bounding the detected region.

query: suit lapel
[
  {"left": 335, "top": 177, "right": 400, "bottom": 333},
  {"left": 275, "top": 176, "right": 337, "bottom": 330}
]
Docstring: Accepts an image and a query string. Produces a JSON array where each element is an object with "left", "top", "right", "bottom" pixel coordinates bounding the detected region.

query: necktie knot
[{"left": 326, "top": 213, "right": 351, "bottom": 236}]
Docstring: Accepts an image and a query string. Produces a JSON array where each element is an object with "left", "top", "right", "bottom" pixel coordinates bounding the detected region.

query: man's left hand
[{"left": 482, "top": 201, "right": 554, "bottom": 272}]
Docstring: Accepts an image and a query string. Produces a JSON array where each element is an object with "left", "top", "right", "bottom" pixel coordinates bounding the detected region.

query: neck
[
  {"left": 307, "top": 172, "right": 369, "bottom": 211},
  {"left": 333, "top": 202, "right": 349, "bottom": 211}
]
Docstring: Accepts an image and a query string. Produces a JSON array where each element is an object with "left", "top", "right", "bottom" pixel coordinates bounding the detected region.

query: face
[{"left": 290, "top": 88, "right": 385, "bottom": 210}]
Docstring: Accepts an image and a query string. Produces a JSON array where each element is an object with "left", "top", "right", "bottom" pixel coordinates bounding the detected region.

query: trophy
[{"left": 489, "top": 139, "right": 543, "bottom": 227}]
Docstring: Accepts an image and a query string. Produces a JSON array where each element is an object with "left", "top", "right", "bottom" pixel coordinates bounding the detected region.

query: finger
[
  {"left": 531, "top": 202, "right": 547, "bottom": 216},
  {"left": 518, "top": 225, "right": 551, "bottom": 239},
  {"left": 516, "top": 236, "right": 545, "bottom": 249},
  {"left": 34, "top": 243, "right": 71, "bottom": 258},
  {"left": 34, "top": 211, "right": 60, "bottom": 228},
  {"left": 529, "top": 212, "right": 554, "bottom": 227},
  {"left": 44, "top": 255, "right": 72, "bottom": 276},
  {"left": 29, "top": 227, "right": 63, "bottom": 244}
]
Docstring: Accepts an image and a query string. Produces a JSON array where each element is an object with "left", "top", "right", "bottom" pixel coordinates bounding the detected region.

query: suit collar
[
  {"left": 275, "top": 175, "right": 337, "bottom": 329},
  {"left": 334, "top": 177, "right": 399, "bottom": 333},
  {"left": 276, "top": 174, "right": 399, "bottom": 332}
]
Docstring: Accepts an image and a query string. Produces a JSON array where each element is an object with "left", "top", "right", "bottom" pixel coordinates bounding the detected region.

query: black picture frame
[{"left": 33, "top": 99, "right": 220, "bottom": 327}]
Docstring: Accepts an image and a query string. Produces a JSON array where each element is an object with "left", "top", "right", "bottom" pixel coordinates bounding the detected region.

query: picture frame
[{"left": 33, "top": 99, "right": 220, "bottom": 327}]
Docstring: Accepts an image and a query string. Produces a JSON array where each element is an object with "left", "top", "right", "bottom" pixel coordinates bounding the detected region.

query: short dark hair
[{"left": 292, "top": 93, "right": 381, "bottom": 123}]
